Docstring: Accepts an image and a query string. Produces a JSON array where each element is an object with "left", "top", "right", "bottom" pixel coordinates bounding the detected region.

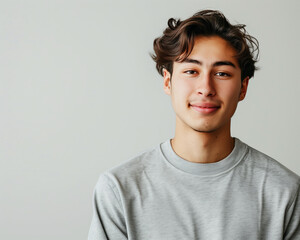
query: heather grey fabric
[{"left": 88, "top": 138, "right": 300, "bottom": 240}]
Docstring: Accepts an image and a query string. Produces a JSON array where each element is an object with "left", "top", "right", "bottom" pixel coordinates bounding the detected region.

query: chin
[
  {"left": 189, "top": 120, "right": 225, "bottom": 133},
  {"left": 191, "top": 127, "right": 218, "bottom": 133},
  {"left": 189, "top": 122, "right": 217, "bottom": 133}
]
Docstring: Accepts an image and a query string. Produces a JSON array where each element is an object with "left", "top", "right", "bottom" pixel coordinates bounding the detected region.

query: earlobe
[
  {"left": 239, "top": 77, "right": 249, "bottom": 101},
  {"left": 163, "top": 69, "right": 171, "bottom": 95}
]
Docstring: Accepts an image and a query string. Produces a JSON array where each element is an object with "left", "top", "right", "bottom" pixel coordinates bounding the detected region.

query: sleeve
[
  {"left": 88, "top": 174, "right": 128, "bottom": 240},
  {"left": 284, "top": 182, "right": 300, "bottom": 240}
]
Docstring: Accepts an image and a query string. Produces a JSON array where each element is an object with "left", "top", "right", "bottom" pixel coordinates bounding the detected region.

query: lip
[{"left": 189, "top": 103, "right": 220, "bottom": 114}]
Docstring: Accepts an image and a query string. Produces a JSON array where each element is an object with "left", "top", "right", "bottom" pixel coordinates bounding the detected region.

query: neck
[{"left": 171, "top": 120, "right": 234, "bottom": 164}]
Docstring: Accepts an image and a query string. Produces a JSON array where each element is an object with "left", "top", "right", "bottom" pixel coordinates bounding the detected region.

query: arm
[
  {"left": 284, "top": 183, "right": 300, "bottom": 240},
  {"left": 88, "top": 174, "right": 127, "bottom": 240}
]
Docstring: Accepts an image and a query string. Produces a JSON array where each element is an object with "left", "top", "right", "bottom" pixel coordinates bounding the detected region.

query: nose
[{"left": 196, "top": 73, "right": 216, "bottom": 97}]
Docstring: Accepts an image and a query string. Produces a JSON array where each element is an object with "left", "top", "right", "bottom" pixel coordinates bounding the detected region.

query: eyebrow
[{"left": 182, "top": 58, "right": 237, "bottom": 68}]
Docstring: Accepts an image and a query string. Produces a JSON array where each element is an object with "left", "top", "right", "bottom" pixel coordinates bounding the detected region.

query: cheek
[
  {"left": 173, "top": 79, "right": 194, "bottom": 94},
  {"left": 219, "top": 83, "right": 241, "bottom": 101},
  {"left": 229, "top": 89, "right": 241, "bottom": 101},
  {"left": 171, "top": 82, "right": 192, "bottom": 108},
  {"left": 226, "top": 91, "right": 242, "bottom": 115}
]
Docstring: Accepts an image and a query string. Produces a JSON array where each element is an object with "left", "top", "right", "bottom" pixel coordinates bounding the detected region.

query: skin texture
[{"left": 163, "top": 36, "right": 249, "bottom": 163}]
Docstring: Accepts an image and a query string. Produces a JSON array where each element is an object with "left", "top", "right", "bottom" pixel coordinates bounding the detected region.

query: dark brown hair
[{"left": 151, "top": 10, "right": 259, "bottom": 80}]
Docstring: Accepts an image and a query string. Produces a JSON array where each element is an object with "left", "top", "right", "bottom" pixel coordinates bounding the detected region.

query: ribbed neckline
[{"left": 160, "top": 138, "right": 248, "bottom": 176}]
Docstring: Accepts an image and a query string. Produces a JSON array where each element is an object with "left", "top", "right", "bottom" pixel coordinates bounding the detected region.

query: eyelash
[
  {"left": 184, "top": 70, "right": 197, "bottom": 75},
  {"left": 183, "top": 70, "right": 231, "bottom": 77},
  {"left": 215, "top": 72, "right": 231, "bottom": 77}
]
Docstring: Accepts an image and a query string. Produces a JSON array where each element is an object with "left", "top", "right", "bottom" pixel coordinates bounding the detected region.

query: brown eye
[
  {"left": 216, "top": 72, "right": 230, "bottom": 77},
  {"left": 184, "top": 70, "right": 197, "bottom": 75}
]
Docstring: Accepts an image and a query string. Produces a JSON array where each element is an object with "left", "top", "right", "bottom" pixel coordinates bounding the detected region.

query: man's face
[{"left": 163, "top": 36, "right": 249, "bottom": 134}]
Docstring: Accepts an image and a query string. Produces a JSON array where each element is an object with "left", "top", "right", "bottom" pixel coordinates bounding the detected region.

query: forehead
[{"left": 181, "top": 36, "right": 239, "bottom": 67}]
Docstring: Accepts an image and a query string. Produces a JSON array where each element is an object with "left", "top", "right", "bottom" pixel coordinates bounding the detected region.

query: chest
[{"left": 121, "top": 173, "right": 285, "bottom": 239}]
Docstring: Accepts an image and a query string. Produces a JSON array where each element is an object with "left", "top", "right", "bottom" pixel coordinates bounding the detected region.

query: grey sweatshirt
[{"left": 88, "top": 138, "right": 300, "bottom": 239}]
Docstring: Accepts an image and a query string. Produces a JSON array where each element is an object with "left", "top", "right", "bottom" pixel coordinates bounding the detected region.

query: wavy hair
[{"left": 151, "top": 10, "right": 259, "bottom": 80}]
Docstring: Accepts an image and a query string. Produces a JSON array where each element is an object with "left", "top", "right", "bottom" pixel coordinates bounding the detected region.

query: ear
[
  {"left": 163, "top": 69, "right": 171, "bottom": 95},
  {"left": 239, "top": 76, "right": 249, "bottom": 101}
]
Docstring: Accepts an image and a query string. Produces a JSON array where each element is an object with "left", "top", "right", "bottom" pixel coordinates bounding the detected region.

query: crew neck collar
[{"left": 160, "top": 138, "right": 248, "bottom": 176}]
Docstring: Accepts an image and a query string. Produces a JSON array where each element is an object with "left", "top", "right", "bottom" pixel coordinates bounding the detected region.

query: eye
[
  {"left": 215, "top": 72, "right": 231, "bottom": 77},
  {"left": 184, "top": 70, "right": 197, "bottom": 75}
]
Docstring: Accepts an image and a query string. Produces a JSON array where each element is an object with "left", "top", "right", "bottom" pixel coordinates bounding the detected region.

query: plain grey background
[{"left": 1, "top": 0, "right": 299, "bottom": 239}]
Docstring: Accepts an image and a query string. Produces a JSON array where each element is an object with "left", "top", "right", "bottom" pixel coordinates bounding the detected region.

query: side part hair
[{"left": 151, "top": 10, "right": 259, "bottom": 80}]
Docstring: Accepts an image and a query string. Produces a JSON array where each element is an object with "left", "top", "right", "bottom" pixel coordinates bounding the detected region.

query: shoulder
[
  {"left": 241, "top": 140, "right": 300, "bottom": 197},
  {"left": 96, "top": 143, "right": 163, "bottom": 190},
  {"left": 246, "top": 143, "right": 299, "bottom": 181}
]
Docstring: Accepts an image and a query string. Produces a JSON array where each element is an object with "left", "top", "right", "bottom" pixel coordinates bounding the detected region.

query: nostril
[{"left": 198, "top": 90, "right": 216, "bottom": 97}]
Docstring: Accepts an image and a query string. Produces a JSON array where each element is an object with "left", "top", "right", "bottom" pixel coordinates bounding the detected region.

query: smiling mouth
[{"left": 189, "top": 104, "right": 220, "bottom": 113}]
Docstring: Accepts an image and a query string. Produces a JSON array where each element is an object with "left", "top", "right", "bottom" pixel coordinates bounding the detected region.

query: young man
[{"left": 88, "top": 10, "right": 300, "bottom": 240}]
